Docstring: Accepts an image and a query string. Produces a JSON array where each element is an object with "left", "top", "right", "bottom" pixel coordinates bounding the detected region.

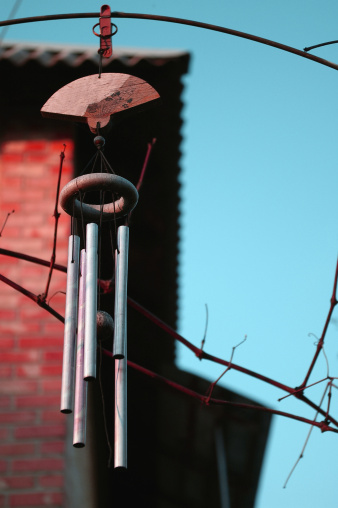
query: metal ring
[
  {"left": 60, "top": 173, "right": 138, "bottom": 222},
  {"left": 92, "top": 22, "right": 118, "bottom": 38}
]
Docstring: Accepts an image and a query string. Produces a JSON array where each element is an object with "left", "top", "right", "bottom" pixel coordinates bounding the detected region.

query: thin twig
[
  {"left": 283, "top": 383, "right": 330, "bottom": 488},
  {"left": 136, "top": 138, "right": 156, "bottom": 192},
  {"left": 0, "top": 272, "right": 64, "bottom": 323},
  {"left": 126, "top": 138, "right": 157, "bottom": 226},
  {"left": 0, "top": 247, "right": 338, "bottom": 426},
  {"left": 47, "top": 290, "right": 66, "bottom": 305},
  {"left": 278, "top": 377, "right": 329, "bottom": 402},
  {"left": 199, "top": 303, "right": 209, "bottom": 357},
  {"left": 205, "top": 335, "right": 247, "bottom": 403},
  {"left": 325, "top": 382, "right": 333, "bottom": 421},
  {"left": 0, "top": 210, "right": 15, "bottom": 237},
  {"left": 301, "top": 257, "right": 338, "bottom": 389},
  {"left": 0, "top": 247, "right": 66, "bottom": 272},
  {"left": 308, "top": 333, "right": 330, "bottom": 377},
  {"left": 41, "top": 145, "right": 66, "bottom": 302},
  {"left": 101, "top": 349, "right": 338, "bottom": 433}
]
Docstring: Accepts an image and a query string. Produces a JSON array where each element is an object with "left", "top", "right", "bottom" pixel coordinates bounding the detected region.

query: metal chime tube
[
  {"left": 73, "top": 250, "right": 87, "bottom": 447},
  {"left": 114, "top": 357, "right": 127, "bottom": 468},
  {"left": 113, "top": 226, "right": 129, "bottom": 359},
  {"left": 61, "top": 235, "right": 80, "bottom": 413},
  {"left": 84, "top": 223, "right": 98, "bottom": 380}
]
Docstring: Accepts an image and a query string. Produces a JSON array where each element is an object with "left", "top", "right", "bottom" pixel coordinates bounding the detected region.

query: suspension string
[
  {"left": 79, "top": 151, "right": 99, "bottom": 176},
  {"left": 100, "top": 151, "right": 115, "bottom": 175},
  {"left": 99, "top": 151, "right": 110, "bottom": 174}
]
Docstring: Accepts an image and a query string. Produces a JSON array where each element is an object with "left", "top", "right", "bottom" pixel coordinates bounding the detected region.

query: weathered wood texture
[{"left": 41, "top": 73, "right": 160, "bottom": 133}]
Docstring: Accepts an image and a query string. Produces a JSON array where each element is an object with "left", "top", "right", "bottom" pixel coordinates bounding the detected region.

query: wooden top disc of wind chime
[{"left": 41, "top": 73, "right": 161, "bottom": 133}]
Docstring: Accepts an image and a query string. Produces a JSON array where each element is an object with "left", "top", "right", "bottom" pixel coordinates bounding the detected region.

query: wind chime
[{"left": 40, "top": 5, "right": 160, "bottom": 468}]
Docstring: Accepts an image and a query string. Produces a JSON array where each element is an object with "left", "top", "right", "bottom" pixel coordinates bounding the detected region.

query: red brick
[
  {"left": 0, "top": 176, "right": 21, "bottom": 188},
  {"left": 0, "top": 412, "right": 35, "bottom": 424},
  {"left": 9, "top": 492, "right": 63, "bottom": 506},
  {"left": 0, "top": 226, "right": 21, "bottom": 238},
  {"left": 0, "top": 310, "right": 16, "bottom": 319},
  {"left": 0, "top": 202, "right": 21, "bottom": 212},
  {"left": 0, "top": 476, "right": 35, "bottom": 489},
  {"left": 1, "top": 153, "right": 23, "bottom": 163},
  {"left": 43, "top": 352, "right": 63, "bottom": 362},
  {"left": 25, "top": 153, "right": 55, "bottom": 163},
  {"left": 0, "top": 366, "right": 12, "bottom": 378},
  {"left": 12, "top": 458, "right": 64, "bottom": 472},
  {"left": 20, "top": 307, "right": 47, "bottom": 320},
  {"left": 0, "top": 495, "right": 4, "bottom": 508},
  {"left": 41, "top": 441, "right": 64, "bottom": 454},
  {"left": 15, "top": 425, "right": 65, "bottom": 440},
  {"left": 0, "top": 351, "right": 39, "bottom": 363},
  {"left": 39, "top": 475, "right": 63, "bottom": 488},
  {"left": 0, "top": 461, "right": 7, "bottom": 472},
  {"left": 42, "top": 380, "right": 61, "bottom": 393},
  {"left": 41, "top": 411, "right": 63, "bottom": 423},
  {"left": 16, "top": 395, "right": 59, "bottom": 408},
  {"left": 43, "top": 323, "right": 64, "bottom": 335},
  {"left": 25, "top": 141, "right": 48, "bottom": 151},
  {"left": 0, "top": 429, "right": 9, "bottom": 440},
  {"left": 0, "top": 443, "right": 35, "bottom": 455},
  {"left": 1, "top": 190, "right": 25, "bottom": 202},
  {"left": 19, "top": 338, "right": 63, "bottom": 349},
  {"left": 0, "top": 397, "right": 10, "bottom": 408},
  {"left": 0, "top": 321, "right": 41, "bottom": 334},
  {"left": 0, "top": 380, "right": 38, "bottom": 395},
  {"left": 0, "top": 338, "right": 15, "bottom": 349},
  {"left": 16, "top": 364, "right": 62, "bottom": 378},
  {"left": 1, "top": 140, "right": 28, "bottom": 152}
]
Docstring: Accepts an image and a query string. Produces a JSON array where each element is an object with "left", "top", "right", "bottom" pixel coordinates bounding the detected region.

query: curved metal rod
[{"left": 0, "top": 11, "right": 338, "bottom": 72}]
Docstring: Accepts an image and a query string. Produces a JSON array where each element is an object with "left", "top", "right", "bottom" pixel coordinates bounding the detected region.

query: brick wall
[{"left": 0, "top": 135, "right": 73, "bottom": 507}]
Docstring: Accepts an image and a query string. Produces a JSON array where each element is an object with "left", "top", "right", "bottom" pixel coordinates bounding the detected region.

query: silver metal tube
[
  {"left": 61, "top": 235, "right": 80, "bottom": 413},
  {"left": 114, "top": 357, "right": 127, "bottom": 468},
  {"left": 84, "top": 223, "right": 98, "bottom": 380},
  {"left": 73, "top": 250, "right": 87, "bottom": 447},
  {"left": 113, "top": 226, "right": 129, "bottom": 359}
]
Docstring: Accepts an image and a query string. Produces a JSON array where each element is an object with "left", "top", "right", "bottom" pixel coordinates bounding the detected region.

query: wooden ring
[{"left": 60, "top": 173, "right": 138, "bottom": 222}]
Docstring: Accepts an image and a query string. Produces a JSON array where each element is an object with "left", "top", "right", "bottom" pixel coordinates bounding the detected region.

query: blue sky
[{"left": 2, "top": 1, "right": 338, "bottom": 507}]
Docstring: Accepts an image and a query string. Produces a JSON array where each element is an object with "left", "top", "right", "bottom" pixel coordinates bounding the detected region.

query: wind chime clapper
[{"left": 41, "top": 68, "right": 160, "bottom": 466}]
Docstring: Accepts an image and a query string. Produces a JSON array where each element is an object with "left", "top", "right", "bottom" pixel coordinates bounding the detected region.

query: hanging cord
[
  {"left": 99, "top": 149, "right": 116, "bottom": 175},
  {"left": 98, "top": 49, "right": 104, "bottom": 78},
  {"left": 79, "top": 151, "right": 99, "bottom": 176}
]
